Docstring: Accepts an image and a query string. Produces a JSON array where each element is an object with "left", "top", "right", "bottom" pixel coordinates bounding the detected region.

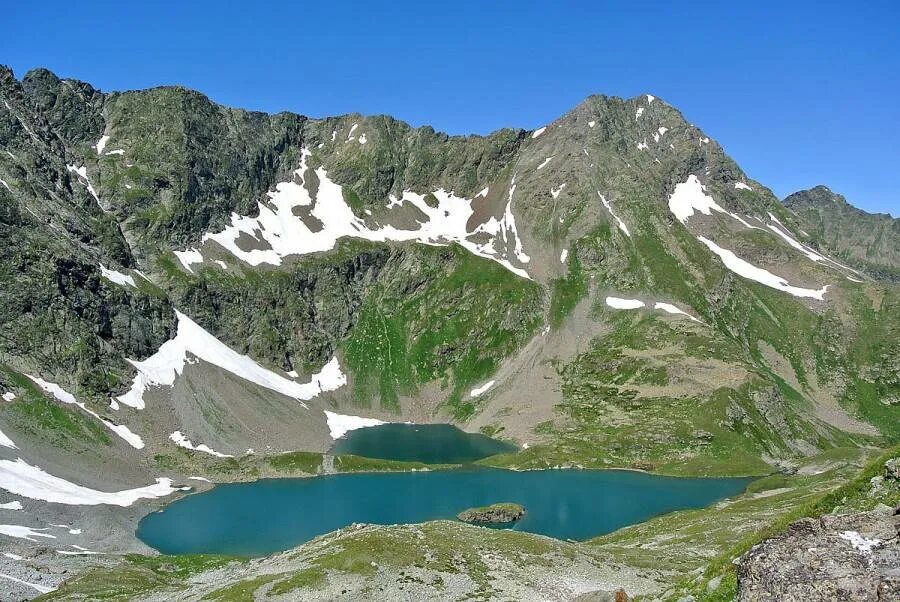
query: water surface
[
  {"left": 330, "top": 423, "right": 516, "bottom": 463},
  {"left": 138, "top": 467, "right": 750, "bottom": 556}
]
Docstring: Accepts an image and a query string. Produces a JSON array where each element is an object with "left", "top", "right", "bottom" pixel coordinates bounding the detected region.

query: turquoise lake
[
  {"left": 329, "top": 423, "right": 517, "bottom": 463},
  {"left": 137, "top": 467, "right": 751, "bottom": 556}
]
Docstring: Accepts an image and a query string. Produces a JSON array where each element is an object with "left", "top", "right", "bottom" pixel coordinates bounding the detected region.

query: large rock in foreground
[
  {"left": 737, "top": 505, "right": 900, "bottom": 601},
  {"left": 457, "top": 502, "right": 526, "bottom": 524}
]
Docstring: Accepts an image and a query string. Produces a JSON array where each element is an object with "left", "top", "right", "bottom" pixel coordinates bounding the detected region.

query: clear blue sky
[{"left": 4, "top": 1, "right": 898, "bottom": 216}]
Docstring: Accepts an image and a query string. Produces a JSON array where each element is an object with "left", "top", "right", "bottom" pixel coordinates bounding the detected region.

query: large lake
[{"left": 137, "top": 467, "right": 751, "bottom": 556}]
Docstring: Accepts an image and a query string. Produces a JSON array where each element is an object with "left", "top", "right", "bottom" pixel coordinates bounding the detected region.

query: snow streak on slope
[
  {"left": 470, "top": 380, "right": 496, "bottom": 398},
  {"left": 0, "top": 524, "right": 55, "bottom": 542},
  {"left": 697, "top": 237, "right": 828, "bottom": 300},
  {"left": 169, "top": 431, "right": 233, "bottom": 458},
  {"left": 606, "top": 297, "right": 701, "bottom": 321},
  {"left": 25, "top": 376, "right": 144, "bottom": 449},
  {"left": 653, "top": 302, "right": 702, "bottom": 322},
  {"left": 324, "top": 411, "right": 386, "bottom": 440},
  {"left": 598, "top": 193, "right": 631, "bottom": 237},
  {"left": 668, "top": 176, "right": 830, "bottom": 299},
  {"left": 99, "top": 264, "right": 136, "bottom": 288},
  {"left": 117, "top": 311, "right": 346, "bottom": 409},
  {"left": 0, "top": 428, "right": 16, "bottom": 449},
  {"left": 606, "top": 297, "right": 645, "bottom": 309},
  {"left": 65, "top": 165, "right": 100, "bottom": 205},
  {"left": 179, "top": 149, "right": 532, "bottom": 279},
  {"left": 0, "top": 458, "right": 175, "bottom": 506},
  {"left": 0, "top": 573, "right": 54, "bottom": 594}
]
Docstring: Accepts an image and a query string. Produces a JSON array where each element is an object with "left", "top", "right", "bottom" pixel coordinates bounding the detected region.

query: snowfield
[
  {"left": 0, "top": 458, "right": 176, "bottom": 506},
  {"left": 117, "top": 311, "right": 347, "bottom": 410},
  {"left": 324, "top": 411, "right": 386, "bottom": 440},
  {"left": 175, "top": 149, "right": 532, "bottom": 280}
]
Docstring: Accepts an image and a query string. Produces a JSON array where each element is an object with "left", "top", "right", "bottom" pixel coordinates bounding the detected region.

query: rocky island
[{"left": 457, "top": 502, "right": 526, "bottom": 524}]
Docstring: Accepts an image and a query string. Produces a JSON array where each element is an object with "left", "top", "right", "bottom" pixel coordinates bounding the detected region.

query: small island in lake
[{"left": 457, "top": 502, "right": 526, "bottom": 524}]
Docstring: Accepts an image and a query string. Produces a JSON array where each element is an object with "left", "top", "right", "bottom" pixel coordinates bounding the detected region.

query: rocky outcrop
[
  {"left": 737, "top": 504, "right": 900, "bottom": 601},
  {"left": 457, "top": 502, "right": 526, "bottom": 524}
]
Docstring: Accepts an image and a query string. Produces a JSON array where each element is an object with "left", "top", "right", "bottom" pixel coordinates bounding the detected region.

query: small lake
[
  {"left": 329, "top": 423, "right": 516, "bottom": 463},
  {"left": 137, "top": 467, "right": 751, "bottom": 556}
]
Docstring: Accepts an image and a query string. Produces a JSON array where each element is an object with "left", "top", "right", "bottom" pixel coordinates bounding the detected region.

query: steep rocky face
[{"left": 784, "top": 185, "right": 900, "bottom": 281}]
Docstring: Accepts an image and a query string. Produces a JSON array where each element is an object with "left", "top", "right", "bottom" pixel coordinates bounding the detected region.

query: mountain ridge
[{"left": 0, "top": 65, "right": 897, "bottom": 601}]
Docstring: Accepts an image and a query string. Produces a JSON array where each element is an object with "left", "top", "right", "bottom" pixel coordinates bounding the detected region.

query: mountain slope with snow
[{"left": 0, "top": 65, "right": 897, "bottom": 600}]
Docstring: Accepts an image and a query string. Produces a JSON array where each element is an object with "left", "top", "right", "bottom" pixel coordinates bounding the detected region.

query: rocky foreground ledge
[
  {"left": 457, "top": 502, "right": 526, "bottom": 524},
  {"left": 737, "top": 461, "right": 900, "bottom": 602}
]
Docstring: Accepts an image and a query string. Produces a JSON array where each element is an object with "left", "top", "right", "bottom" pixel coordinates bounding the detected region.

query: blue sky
[{"left": 4, "top": 1, "right": 898, "bottom": 215}]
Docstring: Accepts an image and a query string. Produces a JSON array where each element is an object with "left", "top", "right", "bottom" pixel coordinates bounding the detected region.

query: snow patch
[
  {"left": 531, "top": 126, "right": 546, "bottom": 138},
  {"left": 637, "top": 141, "right": 648, "bottom": 151},
  {"left": 588, "top": 120, "right": 596, "bottom": 127},
  {"left": 105, "top": 149, "right": 125, "bottom": 156},
  {"left": 605, "top": 297, "right": 645, "bottom": 310},
  {"left": 324, "top": 410, "right": 386, "bottom": 440},
  {"left": 57, "top": 546, "right": 100, "bottom": 555},
  {"left": 0, "top": 429, "right": 16, "bottom": 450},
  {"left": 668, "top": 175, "right": 762, "bottom": 230},
  {"left": 188, "top": 476, "right": 211, "bottom": 483},
  {"left": 697, "top": 237, "right": 828, "bottom": 299},
  {"left": 2, "top": 392, "right": 15, "bottom": 402},
  {"left": 358, "top": 134, "right": 367, "bottom": 145},
  {"left": 839, "top": 530, "right": 881, "bottom": 554},
  {"left": 537, "top": 156, "right": 553, "bottom": 170},
  {"left": 95, "top": 135, "right": 110, "bottom": 155},
  {"left": 117, "top": 312, "right": 346, "bottom": 410},
  {"left": 470, "top": 380, "right": 496, "bottom": 398},
  {"left": 0, "top": 177, "right": 10, "bottom": 192},
  {"left": 0, "top": 501, "right": 23, "bottom": 510},
  {"left": 646, "top": 94, "right": 655, "bottom": 103},
  {"left": 3, "top": 553, "right": 23, "bottom": 560},
  {"left": 734, "top": 182, "right": 752, "bottom": 191},
  {"left": 99, "top": 264, "right": 136, "bottom": 288},
  {"left": 560, "top": 249, "right": 568, "bottom": 263},
  {"left": 169, "top": 432, "right": 233, "bottom": 458},
  {"left": 174, "top": 248, "right": 204, "bottom": 273},
  {"left": 0, "top": 524, "right": 55, "bottom": 542},
  {"left": 635, "top": 107, "right": 644, "bottom": 120},
  {"left": 550, "top": 183, "right": 566, "bottom": 199},
  {"left": 0, "top": 458, "right": 176, "bottom": 506}
]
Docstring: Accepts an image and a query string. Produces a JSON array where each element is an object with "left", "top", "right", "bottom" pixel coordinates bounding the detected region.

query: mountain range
[{"left": 0, "top": 66, "right": 897, "bottom": 601}]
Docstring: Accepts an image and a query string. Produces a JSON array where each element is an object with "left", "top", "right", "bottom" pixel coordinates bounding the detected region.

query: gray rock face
[
  {"left": 737, "top": 506, "right": 900, "bottom": 601},
  {"left": 784, "top": 185, "right": 900, "bottom": 281}
]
